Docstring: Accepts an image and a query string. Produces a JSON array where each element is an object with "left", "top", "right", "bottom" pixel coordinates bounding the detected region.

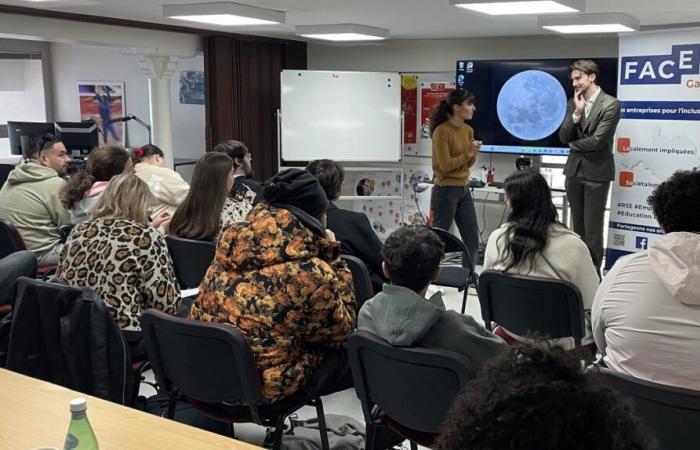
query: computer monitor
[
  {"left": 55, "top": 121, "right": 99, "bottom": 156},
  {"left": 6, "top": 121, "right": 56, "bottom": 157},
  {"left": 455, "top": 58, "right": 618, "bottom": 156}
]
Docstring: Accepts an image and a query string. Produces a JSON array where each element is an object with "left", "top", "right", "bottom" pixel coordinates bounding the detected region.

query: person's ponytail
[
  {"left": 429, "top": 100, "right": 452, "bottom": 136},
  {"left": 429, "top": 89, "right": 476, "bottom": 136}
]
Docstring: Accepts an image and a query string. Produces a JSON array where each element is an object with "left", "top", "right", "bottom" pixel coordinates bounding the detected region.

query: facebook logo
[
  {"left": 621, "top": 44, "right": 700, "bottom": 85},
  {"left": 635, "top": 236, "right": 648, "bottom": 250}
]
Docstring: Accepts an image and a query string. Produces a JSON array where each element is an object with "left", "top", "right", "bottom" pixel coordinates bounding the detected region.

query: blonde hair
[{"left": 92, "top": 173, "right": 153, "bottom": 223}]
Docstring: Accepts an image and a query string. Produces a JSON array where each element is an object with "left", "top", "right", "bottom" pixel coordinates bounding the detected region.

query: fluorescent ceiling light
[
  {"left": 296, "top": 24, "right": 390, "bottom": 42},
  {"left": 163, "top": 2, "right": 285, "bottom": 26},
  {"left": 449, "top": 0, "right": 583, "bottom": 16},
  {"left": 539, "top": 13, "right": 639, "bottom": 34}
]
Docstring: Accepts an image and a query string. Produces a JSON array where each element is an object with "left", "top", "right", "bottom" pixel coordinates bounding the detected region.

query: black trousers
[
  {"left": 565, "top": 176, "right": 611, "bottom": 270},
  {"left": 430, "top": 185, "right": 479, "bottom": 269}
]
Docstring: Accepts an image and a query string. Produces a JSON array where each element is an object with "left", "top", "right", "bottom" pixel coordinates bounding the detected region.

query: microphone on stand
[{"left": 104, "top": 115, "right": 135, "bottom": 125}]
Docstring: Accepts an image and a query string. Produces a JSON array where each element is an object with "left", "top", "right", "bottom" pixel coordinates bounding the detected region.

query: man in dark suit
[
  {"left": 306, "top": 159, "right": 388, "bottom": 294},
  {"left": 559, "top": 59, "right": 621, "bottom": 271}
]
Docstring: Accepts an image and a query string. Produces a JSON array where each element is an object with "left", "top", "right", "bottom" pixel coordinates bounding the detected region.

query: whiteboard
[{"left": 281, "top": 70, "right": 401, "bottom": 162}]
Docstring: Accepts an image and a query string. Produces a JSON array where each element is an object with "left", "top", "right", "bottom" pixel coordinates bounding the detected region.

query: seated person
[
  {"left": 593, "top": 170, "right": 700, "bottom": 390},
  {"left": 0, "top": 134, "right": 71, "bottom": 266},
  {"left": 484, "top": 170, "right": 599, "bottom": 349},
  {"left": 436, "top": 345, "right": 651, "bottom": 450},
  {"left": 213, "top": 139, "right": 262, "bottom": 203},
  {"left": 60, "top": 145, "right": 132, "bottom": 224},
  {"left": 306, "top": 159, "right": 388, "bottom": 293},
  {"left": 358, "top": 225, "right": 504, "bottom": 369},
  {"left": 168, "top": 152, "right": 254, "bottom": 242},
  {"left": 189, "top": 169, "right": 356, "bottom": 403},
  {"left": 133, "top": 144, "right": 189, "bottom": 218},
  {"left": 56, "top": 173, "right": 179, "bottom": 359}
]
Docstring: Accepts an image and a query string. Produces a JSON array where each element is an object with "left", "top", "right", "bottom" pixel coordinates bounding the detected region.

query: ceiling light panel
[
  {"left": 538, "top": 13, "right": 640, "bottom": 34},
  {"left": 449, "top": 0, "right": 584, "bottom": 16},
  {"left": 296, "top": 24, "right": 390, "bottom": 42},
  {"left": 163, "top": 2, "right": 285, "bottom": 26}
]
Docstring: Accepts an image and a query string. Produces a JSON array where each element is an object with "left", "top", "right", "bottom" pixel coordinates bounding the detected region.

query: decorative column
[{"left": 136, "top": 54, "right": 178, "bottom": 169}]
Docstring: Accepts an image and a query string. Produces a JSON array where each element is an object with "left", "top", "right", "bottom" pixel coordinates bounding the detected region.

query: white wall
[
  {"left": 170, "top": 57, "right": 206, "bottom": 159},
  {"left": 0, "top": 59, "right": 47, "bottom": 156},
  {"left": 308, "top": 35, "right": 619, "bottom": 72},
  {"left": 50, "top": 43, "right": 205, "bottom": 160}
]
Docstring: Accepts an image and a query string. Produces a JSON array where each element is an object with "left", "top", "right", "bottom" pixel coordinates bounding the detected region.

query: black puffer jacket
[{"left": 3, "top": 277, "right": 135, "bottom": 404}]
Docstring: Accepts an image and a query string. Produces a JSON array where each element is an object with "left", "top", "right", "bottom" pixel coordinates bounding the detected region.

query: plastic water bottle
[{"left": 63, "top": 398, "right": 99, "bottom": 450}]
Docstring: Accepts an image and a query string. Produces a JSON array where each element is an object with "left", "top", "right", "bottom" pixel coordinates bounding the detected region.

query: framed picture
[
  {"left": 78, "top": 81, "right": 125, "bottom": 146},
  {"left": 179, "top": 71, "right": 205, "bottom": 105}
]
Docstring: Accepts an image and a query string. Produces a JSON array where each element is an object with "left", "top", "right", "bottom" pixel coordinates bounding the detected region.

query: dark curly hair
[
  {"left": 382, "top": 225, "right": 444, "bottom": 292},
  {"left": 60, "top": 145, "right": 130, "bottom": 209},
  {"left": 436, "top": 345, "right": 653, "bottom": 450},
  {"left": 306, "top": 159, "right": 345, "bottom": 201},
  {"left": 647, "top": 170, "right": 700, "bottom": 233}
]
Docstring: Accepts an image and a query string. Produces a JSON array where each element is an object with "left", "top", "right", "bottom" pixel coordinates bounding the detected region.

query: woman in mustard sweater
[{"left": 429, "top": 89, "right": 482, "bottom": 268}]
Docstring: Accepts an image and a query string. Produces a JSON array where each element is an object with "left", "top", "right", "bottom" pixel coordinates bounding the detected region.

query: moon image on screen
[{"left": 496, "top": 70, "right": 567, "bottom": 141}]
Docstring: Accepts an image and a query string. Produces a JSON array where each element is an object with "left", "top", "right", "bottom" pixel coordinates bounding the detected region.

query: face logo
[{"left": 621, "top": 44, "right": 700, "bottom": 85}]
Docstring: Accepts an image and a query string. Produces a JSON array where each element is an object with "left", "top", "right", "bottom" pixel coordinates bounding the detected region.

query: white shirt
[
  {"left": 572, "top": 86, "right": 601, "bottom": 124},
  {"left": 593, "top": 249, "right": 700, "bottom": 391}
]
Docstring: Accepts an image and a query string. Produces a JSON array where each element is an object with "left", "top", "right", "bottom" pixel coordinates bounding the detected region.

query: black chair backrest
[
  {"left": 0, "top": 219, "right": 26, "bottom": 259},
  {"left": 0, "top": 164, "right": 14, "bottom": 190},
  {"left": 599, "top": 368, "right": 700, "bottom": 450},
  {"left": 478, "top": 270, "right": 585, "bottom": 346},
  {"left": 346, "top": 331, "right": 475, "bottom": 434},
  {"left": 430, "top": 227, "right": 473, "bottom": 271},
  {"left": 6, "top": 277, "right": 134, "bottom": 404},
  {"left": 140, "top": 309, "right": 262, "bottom": 406},
  {"left": 340, "top": 254, "right": 373, "bottom": 311},
  {"left": 165, "top": 235, "right": 216, "bottom": 289},
  {"left": 0, "top": 251, "right": 37, "bottom": 305}
]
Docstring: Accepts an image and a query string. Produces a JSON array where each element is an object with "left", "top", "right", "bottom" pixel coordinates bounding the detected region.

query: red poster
[
  {"left": 420, "top": 82, "right": 452, "bottom": 139},
  {"left": 401, "top": 75, "right": 418, "bottom": 144}
]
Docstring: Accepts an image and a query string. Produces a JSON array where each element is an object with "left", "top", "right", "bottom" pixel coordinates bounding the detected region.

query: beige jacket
[
  {"left": 134, "top": 163, "right": 189, "bottom": 217},
  {"left": 484, "top": 223, "right": 600, "bottom": 347}
]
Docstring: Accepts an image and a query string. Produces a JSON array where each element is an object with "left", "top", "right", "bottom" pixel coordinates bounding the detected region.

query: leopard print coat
[
  {"left": 56, "top": 218, "right": 180, "bottom": 331},
  {"left": 189, "top": 202, "right": 356, "bottom": 403}
]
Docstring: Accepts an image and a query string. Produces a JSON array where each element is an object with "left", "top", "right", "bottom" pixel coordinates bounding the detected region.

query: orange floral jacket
[{"left": 189, "top": 202, "right": 356, "bottom": 402}]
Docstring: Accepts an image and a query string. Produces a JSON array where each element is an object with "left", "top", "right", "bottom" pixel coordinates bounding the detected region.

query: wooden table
[{"left": 0, "top": 368, "right": 262, "bottom": 449}]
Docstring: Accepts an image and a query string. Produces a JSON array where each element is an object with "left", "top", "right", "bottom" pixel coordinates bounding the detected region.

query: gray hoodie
[
  {"left": 358, "top": 284, "right": 505, "bottom": 372},
  {"left": 0, "top": 162, "right": 70, "bottom": 256}
]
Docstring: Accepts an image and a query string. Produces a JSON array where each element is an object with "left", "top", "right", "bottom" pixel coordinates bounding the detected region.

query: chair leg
[
  {"left": 270, "top": 415, "right": 286, "bottom": 450},
  {"left": 410, "top": 441, "right": 418, "bottom": 450},
  {"left": 365, "top": 423, "right": 378, "bottom": 450},
  {"left": 460, "top": 288, "right": 468, "bottom": 315},
  {"left": 313, "top": 398, "right": 330, "bottom": 450},
  {"left": 166, "top": 399, "right": 176, "bottom": 419}
]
